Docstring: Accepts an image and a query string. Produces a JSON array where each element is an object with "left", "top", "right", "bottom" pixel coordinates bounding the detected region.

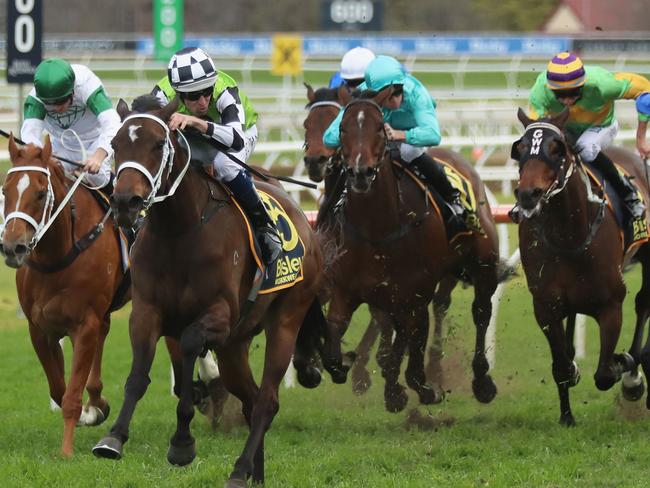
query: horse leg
[
  {"left": 382, "top": 316, "right": 409, "bottom": 413},
  {"left": 292, "top": 298, "right": 326, "bottom": 389},
  {"left": 534, "top": 304, "right": 579, "bottom": 426},
  {"left": 28, "top": 324, "right": 66, "bottom": 410},
  {"left": 79, "top": 316, "right": 111, "bottom": 427},
  {"left": 61, "top": 316, "right": 101, "bottom": 458},
  {"left": 323, "top": 297, "right": 357, "bottom": 384},
  {"left": 594, "top": 304, "right": 632, "bottom": 391},
  {"left": 167, "top": 324, "right": 207, "bottom": 466},
  {"left": 350, "top": 307, "right": 382, "bottom": 395},
  {"left": 92, "top": 308, "right": 161, "bottom": 460},
  {"left": 227, "top": 305, "right": 306, "bottom": 487},
  {"left": 565, "top": 313, "right": 577, "bottom": 360},
  {"left": 426, "top": 277, "right": 455, "bottom": 386},
  {"left": 470, "top": 270, "right": 498, "bottom": 404},
  {"left": 375, "top": 313, "right": 394, "bottom": 371},
  {"left": 165, "top": 337, "right": 183, "bottom": 398},
  {"left": 197, "top": 352, "right": 231, "bottom": 428},
  {"left": 623, "top": 251, "right": 650, "bottom": 402},
  {"left": 404, "top": 305, "right": 444, "bottom": 405}
]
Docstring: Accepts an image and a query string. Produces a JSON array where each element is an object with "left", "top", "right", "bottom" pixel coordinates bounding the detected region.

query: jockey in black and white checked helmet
[{"left": 167, "top": 47, "right": 218, "bottom": 93}]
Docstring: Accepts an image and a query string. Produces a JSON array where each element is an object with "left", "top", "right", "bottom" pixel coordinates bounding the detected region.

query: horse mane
[
  {"left": 131, "top": 94, "right": 164, "bottom": 113},
  {"left": 356, "top": 89, "right": 379, "bottom": 99}
]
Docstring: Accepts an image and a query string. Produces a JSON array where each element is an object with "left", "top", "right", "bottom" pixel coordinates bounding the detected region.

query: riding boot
[
  {"left": 592, "top": 151, "right": 645, "bottom": 220},
  {"left": 409, "top": 153, "right": 480, "bottom": 232},
  {"left": 225, "top": 172, "right": 282, "bottom": 266}
]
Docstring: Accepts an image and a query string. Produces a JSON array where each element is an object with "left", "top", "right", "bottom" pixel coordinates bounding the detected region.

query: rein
[{"left": 117, "top": 113, "right": 191, "bottom": 209}]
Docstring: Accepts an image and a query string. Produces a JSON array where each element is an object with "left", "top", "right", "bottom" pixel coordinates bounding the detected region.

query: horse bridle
[
  {"left": 117, "top": 113, "right": 190, "bottom": 209},
  {"left": 339, "top": 98, "right": 389, "bottom": 184},
  {"left": 305, "top": 100, "right": 343, "bottom": 176}
]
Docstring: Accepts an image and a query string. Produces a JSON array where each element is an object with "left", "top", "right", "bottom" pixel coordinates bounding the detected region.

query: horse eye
[{"left": 36, "top": 190, "right": 47, "bottom": 201}]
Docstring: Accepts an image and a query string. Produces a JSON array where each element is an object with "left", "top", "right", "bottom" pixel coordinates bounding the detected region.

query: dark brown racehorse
[
  {"left": 303, "top": 84, "right": 505, "bottom": 397},
  {"left": 320, "top": 92, "right": 501, "bottom": 412},
  {"left": 512, "top": 108, "right": 650, "bottom": 425},
  {"left": 92, "top": 96, "right": 326, "bottom": 486},
  {"left": 1, "top": 136, "right": 128, "bottom": 457}
]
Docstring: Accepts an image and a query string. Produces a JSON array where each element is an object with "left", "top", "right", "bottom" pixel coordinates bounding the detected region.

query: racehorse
[
  {"left": 320, "top": 92, "right": 501, "bottom": 412},
  {"left": 92, "top": 96, "right": 327, "bottom": 486},
  {"left": 0, "top": 135, "right": 129, "bottom": 457},
  {"left": 512, "top": 108, "right": 650, "bottom": 425},
  {"left": 303, "top": 84, "right": 504, "bottom": 397}
]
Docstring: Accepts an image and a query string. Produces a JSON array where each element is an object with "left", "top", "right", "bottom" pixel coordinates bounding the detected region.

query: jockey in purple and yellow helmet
[{"left": 526, "top": 51, "right": 650, "bottom": 224}]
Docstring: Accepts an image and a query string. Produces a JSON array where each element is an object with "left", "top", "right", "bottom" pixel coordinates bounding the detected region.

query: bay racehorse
[
  {"left": 512, "top": 108, "right": 650, "bottom": 425},
  {"left": 304, "top": 84, "right": 506, "bottom": 399},
  {"left": 320, "top": 92, "right": 501, "bottom": 412},
  {"left": 1, "top": 135, "right": 129, "bottom": 457},
  {"left": 92, "top": 96, "right": 327, "bottom": 486}
]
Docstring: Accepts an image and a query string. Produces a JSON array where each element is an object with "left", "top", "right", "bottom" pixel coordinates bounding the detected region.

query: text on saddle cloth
[{"left": 232, "top": 190, "right": 306, "bottom": 294}]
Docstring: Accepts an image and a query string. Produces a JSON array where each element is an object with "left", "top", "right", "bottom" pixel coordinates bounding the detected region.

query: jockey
[
  {"left": 21, "top": 58, "right": 120, "bottom": 192},
  {"left": 152, "top": 46, "right": 281, "bottom": 265},
  {"left": 328, "top": 47, "right": 376, "bottom": 91},
  {"left": 521, "top": 51, "right": 650, "bottom": 226},
  {"left": 323, "top": 55, "right": 472, "bottom": 230}
]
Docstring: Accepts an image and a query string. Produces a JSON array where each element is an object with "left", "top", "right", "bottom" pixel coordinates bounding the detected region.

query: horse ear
[
  {"left": 553, "top": 107, "right": 570, "bottom": 129},
  {"left": 339, "top": 84, "right": 353, "bottom": 105},
  {"left": 116, "top": 99, "right": 130, "bottom": 120},
  {"left": 42, "top": 135, "right": 52, "bottom": 163},
  {"left": 510, "top": 139, "right": 523, "bottom": 161},
  {"left": 517, "top": 107, "right": 532, "bottom": 128},
  {"left": 8, "top": 133, "right": 19, "bottom": 162},
  {"left": 158, "top": 97, "right": 180, "bottom": 122},
  {"left": 305, "top": 83, "right": 315, "bottom": 104}
]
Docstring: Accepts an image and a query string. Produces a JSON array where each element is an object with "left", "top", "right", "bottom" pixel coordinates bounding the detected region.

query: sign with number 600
[{"left": 6, "top": 0, "right": 42, "bottom": 84}]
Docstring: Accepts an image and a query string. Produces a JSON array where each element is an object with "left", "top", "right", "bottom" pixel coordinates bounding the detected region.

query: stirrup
[{"left": 257, "top": 225, "right": 282, "bottom": 265}]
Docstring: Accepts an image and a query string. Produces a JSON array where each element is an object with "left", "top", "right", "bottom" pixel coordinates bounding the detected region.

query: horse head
[
  {"left": 302, "top": 84, "right": 350, "bottom": 182},
  {"left": 339, "top": 90, "right": 391, "bottom": 194},
  {"left": 511, "top": 107, "right": 574, "bottom": 219},
  {"left": 111, "top": 96, "right": 179, "bottom": 228},
  {"left": 1, "top": 135, "right": 59, "bottom": 268}
]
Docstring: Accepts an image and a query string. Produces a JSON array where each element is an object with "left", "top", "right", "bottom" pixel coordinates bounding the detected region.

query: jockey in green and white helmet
[
  {"left": 152, "top": 46, "right": 281, "bottom": 265},
  {"left": 21, "top": 58, "right": 120, "bottom": 190},
  {"left": 324, "top": 55, "right": 476, "bottom": 232}
]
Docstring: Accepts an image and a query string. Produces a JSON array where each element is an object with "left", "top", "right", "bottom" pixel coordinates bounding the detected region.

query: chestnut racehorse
[
  {"left": 320, "top": 92, "right": 501, "bottom": 412},
  {"left": 92, "top": 96, "right": 327, "bottom": 487},
  {"left": 512, "top": 108, "right": 650, "bottom": 425},
  {"left": 1, "top": 136, "right": 128, "bottom": 457}
]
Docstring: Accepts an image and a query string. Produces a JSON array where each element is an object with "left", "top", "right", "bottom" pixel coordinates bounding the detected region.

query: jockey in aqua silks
[
  {"left": 323, "top": 55, "right": 476, "bottom": 231},
  {"left": 21, "top": 58, "right": 120, "bottom": 193},
  {"left": 152, "top": 46, "right": 282, "bottom": 266},
  {"left": 514, "top": 51, "right": 650, "bottom": 229}
]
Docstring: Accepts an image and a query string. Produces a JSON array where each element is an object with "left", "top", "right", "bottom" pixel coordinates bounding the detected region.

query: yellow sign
[{"left": 271, "top": 35, "right": 302, "bottom": 76}]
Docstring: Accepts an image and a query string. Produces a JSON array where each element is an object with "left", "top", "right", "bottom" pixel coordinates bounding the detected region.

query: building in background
[{"left": 543, "top": 0, "right": 649, "bottom": 33}]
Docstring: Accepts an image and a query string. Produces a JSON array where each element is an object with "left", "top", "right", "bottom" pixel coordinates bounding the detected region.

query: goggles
[
  {"left": 553, "top": 87, "right": 582, "bottom": 100},
  {"left": 181, "top": 87, "right": 213, "bottom": 102},
  {"left": 42, "top": 95, "right": 72, "bottom": 109}
]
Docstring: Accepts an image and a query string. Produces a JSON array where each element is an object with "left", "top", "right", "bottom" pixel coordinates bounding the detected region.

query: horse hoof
[
  {"left": 167, "top": 440, "right": 196, "bottom": 466},
  {"left": 559, "top": 413, "right": 576, "bottom": 427},
  {"left": 351, "top": 369, "right": 371, "bottom": 395},
  {"left": 92, "top": 435, "right": 123, "bottom": 460},
  {"left": 224, "top": 478, "right": 248, "bottom": 488},
  {"left": 385, "top": 386, "right": 408, "bottom": 413},
  {"left": 472, "top": 375, "right": 497, "bottom": 404},
  {"left": 569, "top": 361, "right": 581, "bottom": 387},
  {"left": 326, "top": 365, "right": 348, "bottom": 384},
  {"left": 622, "top": 372, "right": 645, "bottom": 402},
  {"left": 297, "top": 366, "right": 322, "bottom": 389},
  {"left": 417, "top": 384, "right": 445, "bottom": 405}
]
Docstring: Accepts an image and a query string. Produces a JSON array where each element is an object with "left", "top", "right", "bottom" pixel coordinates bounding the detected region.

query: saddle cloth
[{"left": 231, "top": 190, "right": 306, "bottom": 294}]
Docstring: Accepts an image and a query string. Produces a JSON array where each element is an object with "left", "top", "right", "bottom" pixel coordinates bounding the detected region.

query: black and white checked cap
[{"left": 167, "top": 47, "right": 217, "bottom": 92}]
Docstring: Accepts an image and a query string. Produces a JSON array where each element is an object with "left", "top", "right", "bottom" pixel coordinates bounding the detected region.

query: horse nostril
[
  {"left": 532, "top": 188, "right": 544, "bottom": 199},
  {"left": 128, "top": 195, "right": 144, "bottom": 211},
  {"left": 365, "top": 167, "right": 375, "bottom": 177},
  {"left": 14, "top": 244, "right": 27, "bottom": 257}
]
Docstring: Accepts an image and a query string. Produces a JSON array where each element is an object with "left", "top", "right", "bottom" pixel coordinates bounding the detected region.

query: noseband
[{"left": 117, "top": 113, "right": 190, "bottom": 209}]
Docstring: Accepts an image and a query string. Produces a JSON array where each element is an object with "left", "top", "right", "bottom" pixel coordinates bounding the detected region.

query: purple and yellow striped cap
[{"left": 546, "top": 52, "right": 586, "bottom": 90}]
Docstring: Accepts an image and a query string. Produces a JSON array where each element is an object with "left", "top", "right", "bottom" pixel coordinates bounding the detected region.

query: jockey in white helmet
[{"left": 329, "top": 47, "right": 376, "bottom": 90}]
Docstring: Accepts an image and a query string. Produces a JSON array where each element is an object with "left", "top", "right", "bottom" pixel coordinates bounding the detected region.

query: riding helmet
[
  {"left": 364, "top": 55, "right": 406, "bottom": 92},
  {"left": 167, "top": 47, "right": 217, "bottom": 93},
  {"left": 546, "top": 52, "right": 586, "bottom": 90},
  {"left": 34, "top": 58, "right": 75, "bottom": 102},
  {"left": 340, "top": 47, "right": 376, "bottom": 81}
]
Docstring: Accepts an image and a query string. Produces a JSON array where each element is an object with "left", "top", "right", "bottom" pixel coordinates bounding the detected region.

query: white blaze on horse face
[
  {"left": 128, "top": 124, "right": 141, "bottom": 143},
  {"left": 530, "top": 129, "right": 543, "bottom": 155},
  {"left": 14, "top": 174, "right": 30, "bottom": 213},
  {"left": 355, "top": 110, "right": 365, "bottom": 173}
]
